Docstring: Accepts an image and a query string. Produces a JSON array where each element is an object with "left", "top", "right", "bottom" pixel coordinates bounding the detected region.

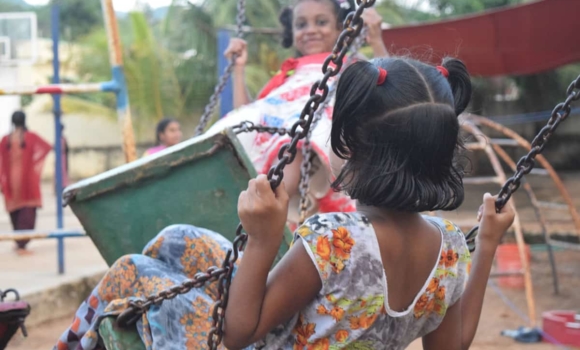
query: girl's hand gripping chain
[
  {"left": 476, "top": 193, "right": 515, "bottom": 249},
  {"left": 238, "top": 174, "right": 290, "bottom": 247},
  {"left": 224, "top": 38, "right": 249, "bottom": 67}
]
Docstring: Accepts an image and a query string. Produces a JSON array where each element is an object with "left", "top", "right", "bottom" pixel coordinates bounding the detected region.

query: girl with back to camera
[
  {"left": 56, "top": 56, "right": 514, "bottom": 350},
  {"left": 210, "top": 0, "right": 388, "bottom": 227}
]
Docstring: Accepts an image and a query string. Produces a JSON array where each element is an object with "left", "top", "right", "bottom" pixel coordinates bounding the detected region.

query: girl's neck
[{"left": 356, "top": 203, "right": 422, "bottom": 224}]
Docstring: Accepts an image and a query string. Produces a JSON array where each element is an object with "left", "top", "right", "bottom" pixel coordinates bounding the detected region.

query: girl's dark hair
[
  {"left": 331, "top": 57, "right": 472, "bottom": 212},
  {"left": 9, "top": 111, "right": 27, "bottom": 149},
  {"left": 279, "top": 0, "right": 355, "bottom": 48},
  {"left": 155, "top": 118, "right": 178, "bottom": 145}
]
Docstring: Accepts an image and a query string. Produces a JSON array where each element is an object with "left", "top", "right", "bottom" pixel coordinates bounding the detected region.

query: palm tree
[
  {"left": 70, "top": 9, "right": 220, "bottom": 138},
  {"left": 168, "top": 0, "right": 290, "bottom": 96}
]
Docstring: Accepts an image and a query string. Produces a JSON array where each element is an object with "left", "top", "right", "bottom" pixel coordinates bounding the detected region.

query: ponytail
[
  {"left": 279, "top": 7, "right": 293, "bottom": 48},
  {"left": 331, "top": 61, "right": 380, "bottom": 159},
  {"left": 330, "top": 57, "right": 467, "bottom": 212},
  {"left": 9, "top": 111, "right": 27, "bottom": 149},
  {"left": 441, "top": 57, "right": 472, "bottom": 116}
]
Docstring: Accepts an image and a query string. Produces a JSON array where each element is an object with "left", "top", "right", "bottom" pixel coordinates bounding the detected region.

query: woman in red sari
[{"left": 0, "top": 111, "right": 52, "bottom": 255}]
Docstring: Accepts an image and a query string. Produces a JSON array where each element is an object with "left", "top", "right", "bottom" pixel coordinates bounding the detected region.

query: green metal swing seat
[
  {"left": 64, "top": 128, "right": 293, "bottom": 265},
  {"left": 64, "top": 128, "right": 294, "bottom": 350}
]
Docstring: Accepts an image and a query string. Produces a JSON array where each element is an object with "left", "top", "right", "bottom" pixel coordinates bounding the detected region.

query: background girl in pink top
[{"left": 143, "top": 118, "right": 183, "bottom": 157}]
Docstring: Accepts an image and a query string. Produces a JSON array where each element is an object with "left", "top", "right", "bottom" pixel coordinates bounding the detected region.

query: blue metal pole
[
  {"left": 218, "top": 29, "right": 234, "bottom": 118},
  {"left": 51, "top": 3, "right": 65, "bottom": 275}
]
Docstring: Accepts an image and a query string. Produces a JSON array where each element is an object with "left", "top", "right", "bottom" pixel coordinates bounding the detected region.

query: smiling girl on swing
[{"left": 210, "top": 0, "right": 389, "bottom": 228}]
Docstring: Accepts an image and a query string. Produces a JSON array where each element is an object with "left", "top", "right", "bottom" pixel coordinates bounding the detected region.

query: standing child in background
[
  {"left": 0, "top": 111, "right": 52, "bottom": 255},
  {"left": 55, "top": 56, "right": 516, "bottom": 350},
  {"left": 210, "top": 0, "right": 389, "bottom": 227}
]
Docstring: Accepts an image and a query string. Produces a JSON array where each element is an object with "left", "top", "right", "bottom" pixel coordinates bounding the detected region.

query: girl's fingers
[
  {"left": 499, "top": 200, "right": 514, "bottom": 214},
  {"left": 254, "top": 175, "right": 270, "bottom": 197},
  {"left": 481, "top": 193, "right": 496, "bottom": 216},
  {"left": 274, "top": 181, "right": 289, "bottom": 202}
]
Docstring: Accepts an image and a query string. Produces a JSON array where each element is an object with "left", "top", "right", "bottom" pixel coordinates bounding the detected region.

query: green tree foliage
[
  {"left": 70, "top": 7, "right": 245, "bottom": 138},
  {"left": 375, "top": 0, "right": 407, "bottom": 26},
  {"left": 34, "top": 0, "right": 103, "bottom": 40},
  {"left": 0, "top": 0, "right": 31, "bottom": 12},
  {"left": 161, "top": 3, "right": 219, "bottom": 107},
  {"left": 200, "top": 0, "right": 290, "bottom": 94},
  {"left": 429, "top": 0, "right": 524, "bottom": 16}
]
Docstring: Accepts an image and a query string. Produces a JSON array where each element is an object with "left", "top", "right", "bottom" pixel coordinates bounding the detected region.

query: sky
[{"left": 23, "top": 0, "right": 174, "bottom": 12}]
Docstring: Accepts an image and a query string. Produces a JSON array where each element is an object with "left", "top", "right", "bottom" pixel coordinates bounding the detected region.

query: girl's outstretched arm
[
  {"left": 423, "top": 194, "right": 515, "bottom": 350},
  {"left": 361, "top": 9, "right": 389, "bottom": 58},
  {"left": 225, "top": 38, "right": 252, "bottom": 108},
  {"left": 223, "top": 175, "right": 322, "bottom": 349},
  {"left": 233, "top": 66, "right": 252, "bottom": 108}
]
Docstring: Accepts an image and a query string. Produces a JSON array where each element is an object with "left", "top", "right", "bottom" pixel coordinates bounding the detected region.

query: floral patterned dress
[
  {"left": 254, "top": 212, "right": 472, "bottom": 349},
  {"left": 55, "top": 213, "right": 470, "bottom": 350},
  {"left": 54, "top": 225, "right": 238, "bottom": 350}
]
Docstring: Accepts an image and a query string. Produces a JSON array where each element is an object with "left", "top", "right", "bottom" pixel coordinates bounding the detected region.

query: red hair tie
[
  {"left": 436, "top": 66, "right": 449, "bottom": 78},
  {"left": 377, "top": 67, "right": 388, "bottom": 85}
]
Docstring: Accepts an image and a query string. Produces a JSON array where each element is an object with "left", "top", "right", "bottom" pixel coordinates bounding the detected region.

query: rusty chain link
[
  {"left": 465, "top": 73, "right": 580, "bottom": 251},
  {"left": 297, "top": 97, "right": 331, "bottom": 223},
  {"left": 116, "top": 1, "right": 375, "bottom": 348},
  {"left": 232, "top": 121, "right": 288, "bottom": 136},
  {"left": 194, "top": 0, "right": 246, "bottom": 137}
]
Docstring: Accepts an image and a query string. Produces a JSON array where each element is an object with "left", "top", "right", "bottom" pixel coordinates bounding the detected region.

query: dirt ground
[{"left": 6, "top": 248, "right": 578, "bottom": 350}]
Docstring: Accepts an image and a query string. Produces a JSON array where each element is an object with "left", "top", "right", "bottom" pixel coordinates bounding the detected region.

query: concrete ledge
[{"left": 21, "top": 271, "right": 105, "bottom": 327}]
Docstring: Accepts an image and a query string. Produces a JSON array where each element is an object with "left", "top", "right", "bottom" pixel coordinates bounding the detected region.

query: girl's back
[
  {"left": 256, "top": 212, "right": 469, "bottom": 349},
  {"left": 227, "top": 56, "right": 513, "bottom": 350}
]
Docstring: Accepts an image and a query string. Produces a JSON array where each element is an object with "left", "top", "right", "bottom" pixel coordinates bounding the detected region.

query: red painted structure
[
  {"left": 382, "top": 0, "right": 580, "bottom": 77},
  {"left": 542, "top": 310, "right": 580, "bottom": 347}
]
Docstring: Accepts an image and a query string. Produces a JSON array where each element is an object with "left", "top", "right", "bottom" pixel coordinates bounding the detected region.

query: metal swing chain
[
  {"left": 232, "top": 121, "right": 289, "bottom": 136},
  {"left": 194, "top": 0, "right": 247, "bottom": 137},
  {"left": 465, "top": 73, "right": 580, "bottom": 250},
  {"left": 298, "top": 96, "right": 332, "bottom": 224},
  {"left": 116, "top": 2, "right": 374, "bottom": 348},
  {"left": 298, "top": 30, "right": 367, "bottom": 224}
]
